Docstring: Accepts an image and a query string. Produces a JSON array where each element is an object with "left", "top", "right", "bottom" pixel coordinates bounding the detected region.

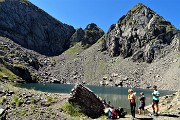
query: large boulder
[
  {"left": 0, "top": 108, "right": 6, "bottom": 120},
  {"left": 68, "top": 84, "right": 104, "bottom": 118}
]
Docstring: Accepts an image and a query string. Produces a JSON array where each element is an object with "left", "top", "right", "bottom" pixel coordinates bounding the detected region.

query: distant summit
[
  {"left": 70, "top": 23, "right": 104, "bottom": 48},
  {"left": 102, "top": 3, "right": 180, "bottom": 63}
]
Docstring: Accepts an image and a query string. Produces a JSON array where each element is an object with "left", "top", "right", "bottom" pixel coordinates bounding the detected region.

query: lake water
[{"left": 17, "top": 83, "right": 175, "bottom": 112}]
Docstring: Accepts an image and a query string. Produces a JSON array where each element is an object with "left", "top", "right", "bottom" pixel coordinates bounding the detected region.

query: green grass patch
[
  {"left": 165, "top": 25, "right": 177, "bottom": 32},
  {"left": 62, "top": 102, "right": 85, "bottom": 117},
  {"left": 100, "top": 115, "right": 108, "bottom": 119},
  {"left": 21, "top": 109, "right": 28, "bottom": 116},
  {"left": 31, "top": 98, "right": 37, "bottom": 104},
  {"left": 66, "top": 43, "right": 82, "bottom": 55},
  {"left": 0, "top": 0, "right": 5, "bottom": 3},
  {"left": 0, "top": 64, "right": 18, "bottom": 80},
  {"left": 12, "top": 95, "right": 23, "bottom": 107},
  {"left": 0, "top": 96, "right": 6, "bottom": 105},
  {"left": 95, "top": 34, "right": 106, "bottom": 44},
  {"left": 131, "top": 4, "right": 141, "bottom": 13},
  {"left": 46, "top": 96, "right": 55, "bottom": 104},
  {"left": 150, "top": 38, "right": 156, "bottom": 43}
]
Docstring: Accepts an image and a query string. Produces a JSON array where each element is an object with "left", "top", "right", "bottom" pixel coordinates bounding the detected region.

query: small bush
[
  {"left": 0, "top": 64, "right": 18, "bottom": 80},
  {"left": 31, "top": 98, "right": 37, "bottom": 104},
  {"left": 46, "top": 96, "right": 54, "bottom": 103},
  {"left": 62, "top": 102, "right": 85, "bottom": 117},
  {"left": 21, "top": 109, "right": 28, "bottom": 116},
  {"left": 0, "top": 96, "right": 7, "bottom": 105},
  {"left": 12, "top": 95, "right": 23, "bottom": 107}
]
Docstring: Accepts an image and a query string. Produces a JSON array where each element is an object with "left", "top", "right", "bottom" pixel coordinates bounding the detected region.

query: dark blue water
[{"left": 17, "top": 83, "right": 175, "bottom": 111}]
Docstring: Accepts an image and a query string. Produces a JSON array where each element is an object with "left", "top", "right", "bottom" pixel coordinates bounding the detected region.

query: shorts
[
  {"left": 153, "top": 100, "right": 159, "bottom": 104},
  {"left": 139, "top": 103, "right": 145, "bottom": 110}
]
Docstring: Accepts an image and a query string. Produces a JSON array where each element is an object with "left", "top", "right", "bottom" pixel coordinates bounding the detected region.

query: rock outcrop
[
  {"left": 82, "top": 23, "right": 104, "bottom": 47},
  {"left": 102, "top": 3, "right": 180, "bottom": 63},
  {"left": 68, "top": 84, "right": 104, "bottom": 118},
  {"left": 70, "top": 23, "right": 105, "bottom": 48},
  {"left": 0, "top": 0, "right": 75, "bottom": 56},
  {"left": 0, "top": 108, "right": 6, "bottom": 120},
  {"left": 69, "top": 28, "right": 85, "bottom": 47}
]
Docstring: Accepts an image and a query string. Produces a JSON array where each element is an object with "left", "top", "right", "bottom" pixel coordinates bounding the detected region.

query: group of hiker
[
  {"left": 102, "top": 85, "right": 160, "bottom": 119},
  {"left": 128, "top": 85, "right": 160, "bottom": 119}
]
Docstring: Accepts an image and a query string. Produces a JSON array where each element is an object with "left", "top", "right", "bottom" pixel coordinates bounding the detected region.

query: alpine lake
[{"left": 17, "top": 83, "right": 175, "bottom": 112}]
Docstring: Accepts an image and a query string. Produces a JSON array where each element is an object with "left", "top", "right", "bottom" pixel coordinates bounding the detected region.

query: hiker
[
  {"left": 151, "top": 85, "right": 160, "bottom": 115},
  {"left": 128, "top": 89, "right": 136, "bottom": 119},
  {"left": 138, "top": 92, "right": 146, "bottom": 115}
]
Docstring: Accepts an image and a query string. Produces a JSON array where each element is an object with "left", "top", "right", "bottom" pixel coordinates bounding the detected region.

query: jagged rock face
[
  {"left": 103, "top": 3, "right": 179, "bottom": 63},
  {"left": 68, "top": 84, "right": 104, "bottom": 118},
  {"left": 82, "top": 23, "right": 104, "bottom": 47},
  {"left": 0, "top": 0, "right": 75, "bottom": 56},
  {"left": 69, "top": 28, "right": 85, "bottom": 47}
]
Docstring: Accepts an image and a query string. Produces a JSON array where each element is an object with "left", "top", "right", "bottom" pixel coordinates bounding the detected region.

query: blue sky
[{"left": 29, "top": 0, "right": 180, "bottom": 32}]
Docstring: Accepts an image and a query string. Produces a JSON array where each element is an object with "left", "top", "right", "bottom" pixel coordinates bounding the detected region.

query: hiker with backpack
[{"left": 128, "top": 89, "right": 136, "bottom": 119}]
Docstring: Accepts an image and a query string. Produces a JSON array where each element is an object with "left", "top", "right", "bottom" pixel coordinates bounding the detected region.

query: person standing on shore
[
  {"left": 128, "top": 89, "right": 136, "bottom": 119},
  {"left": 151, "top": 85, "right": 160, "bottom": 115},
  {"left": 138, "top": 92, "right": 145, "bottom": 115}
]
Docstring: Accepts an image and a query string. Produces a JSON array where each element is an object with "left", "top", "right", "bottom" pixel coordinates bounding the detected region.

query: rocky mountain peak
[
  {"left": 82, "top": 23, "right": 104, "bottom": 47},
  {"left": 103, "top": 3, "right": 180, "bottom": 63},
  {"left": 0, "top": 0, "right": 75, "bottom": 56},
  {"left": 69, "top": 23, "right": 104, "bottom": 47},
  {"left": 85, "top": 23, "right": 98, "bottom": 31}
]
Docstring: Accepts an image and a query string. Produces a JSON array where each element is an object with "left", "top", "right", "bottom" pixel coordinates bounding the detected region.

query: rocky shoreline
[
  {"left": 0, "top": 82, "right": 179, "bottom": 120},
  {"left": 0, "top": 82, "right": 73, "bottom": 120}
]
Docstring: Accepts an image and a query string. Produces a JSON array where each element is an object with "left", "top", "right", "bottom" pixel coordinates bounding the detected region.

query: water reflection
[{"left": 17, "top": 83, "right": 175, "bottom": 112}]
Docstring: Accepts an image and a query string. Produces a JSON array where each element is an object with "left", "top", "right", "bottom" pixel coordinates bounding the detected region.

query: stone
[
  {"left": 68, "top": 84, "right": 104, "bottom": 118},
  {"left": 0, "top": 108, "right": 6, "bottom": 120},
  {"left": 2, "top": 75, "right": 8, "bottom": 80},
  {"left": 111, "top": 73, "right": 118, "bottom": 77},
  {"left": 103, "top": 76, "right": 108, "bottom": 80},
  {"left": 100, "top": 81, "right": 105, "bottom": 86}
]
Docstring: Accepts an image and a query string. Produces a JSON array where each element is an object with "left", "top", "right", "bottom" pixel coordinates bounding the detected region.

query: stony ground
[
  {"left": 42, "top": 39, "right": 180, "bottom": 91},
  {"left": 0, "top": 82, "right": 179, "bottom": 120},
  {"left": 0, "top": 82, "right": 73, "bottom": 120}
]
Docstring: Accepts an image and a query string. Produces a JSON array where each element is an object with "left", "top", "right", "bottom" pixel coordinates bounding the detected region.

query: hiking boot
[{"left": 155, "top": 112, "right": 159, "bottom": 116}]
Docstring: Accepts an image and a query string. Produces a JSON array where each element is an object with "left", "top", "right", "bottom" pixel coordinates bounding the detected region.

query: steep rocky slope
[
  {"left": 102, "top": 3, "right": 180, "bottom": 63},
  {"left": 0, "top": 0, "right": 104, "bottom": 82},
  {"left": 44, "top": 3, "right": 180, "bottom": 90},
  {"left": 0, "top": 0, "right": 75, "bottom": 56}
]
